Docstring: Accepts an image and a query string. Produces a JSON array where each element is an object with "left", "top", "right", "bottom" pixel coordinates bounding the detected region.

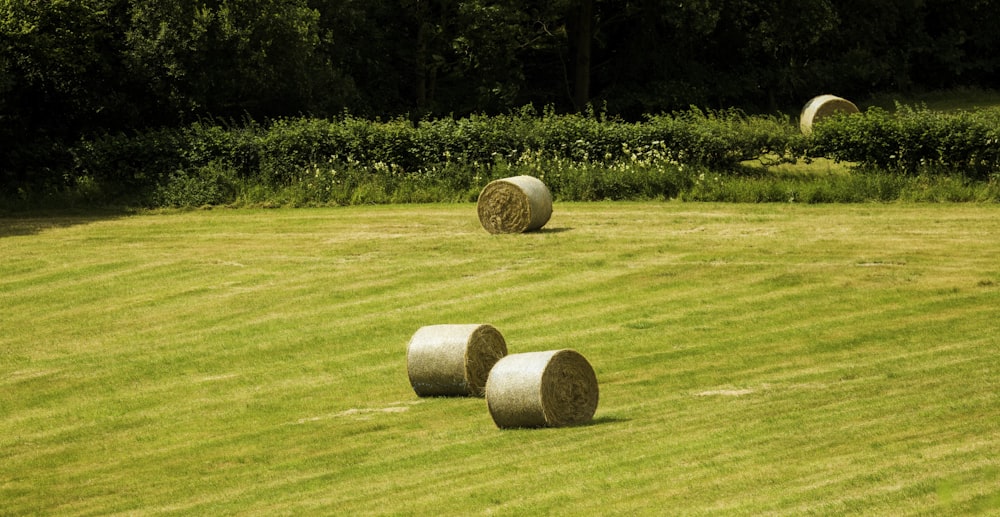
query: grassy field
[{"left": 2, "top": 202, "right": 999, "bottom": 515}]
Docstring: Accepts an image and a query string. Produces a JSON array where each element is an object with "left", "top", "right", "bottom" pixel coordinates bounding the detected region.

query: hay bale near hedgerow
[
  {"left": 477, "top": 175, "right": 552, "bottom": 234},
  {"left": 485, "top": 349, "right": 599, "bottom": 428},
  {"left": 800, "top": 94, "right": 860, "bottom": 134},
  {"left": 406, "top": 324, "right": 508, "bottom": 397}
]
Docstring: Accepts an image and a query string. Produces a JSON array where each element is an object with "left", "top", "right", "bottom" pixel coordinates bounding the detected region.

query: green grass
[
  {"left": 863, "top": 87, "right": 1000, "bottom": 112},
  {"left": 2, "top": 203, "right": 999, "bottom": 515}
]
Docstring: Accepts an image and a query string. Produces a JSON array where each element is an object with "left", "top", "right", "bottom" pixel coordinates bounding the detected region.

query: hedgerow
[
  {"left": 5, "top": 104, "right": 999, "bottom": 209},
  {"left": 809, "top": 105, "right": 1000, "bottom": 179}
]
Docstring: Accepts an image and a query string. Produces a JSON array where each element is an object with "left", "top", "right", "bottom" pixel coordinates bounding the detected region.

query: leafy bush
[
  {"left": 810, "top": 105, "right": 1000, "bottom": 179},
  {"left": 151, "top": 162, "right": 237, "bottom": 208},
  {"left": 491, "top": 144, "right": 693, "bottom": 201},
  {"left": 7, "top": 103, "right": 995, "bottom": 208},
  {"left": 644, "top": 108, "right": 799, "bottom": 170},
  {"left": 72, "top": 128, "right": 186, "bottom": 202}
]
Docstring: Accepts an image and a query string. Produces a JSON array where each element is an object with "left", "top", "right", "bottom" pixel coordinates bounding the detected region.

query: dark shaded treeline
[{"left": 2, "top": 0, "right": 999, "bottom": 194}]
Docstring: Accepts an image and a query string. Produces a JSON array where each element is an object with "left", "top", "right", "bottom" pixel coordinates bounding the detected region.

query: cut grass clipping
[
  {"left": 406, "top": 324, "right": 508, "bottom": 397},
  {"left": 477, "top": 175, "right": 553, "bottom": 234},
  {"left": 800, "top": 94, "right": 860, "bottom": 134},
  {"left": 486, "top": 349, "right": 599, "bottom": 428}
]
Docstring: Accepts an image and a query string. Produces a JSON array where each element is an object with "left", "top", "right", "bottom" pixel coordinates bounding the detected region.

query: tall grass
[{"left": 2, "top": 203, "right": 999, "bottom": 515}]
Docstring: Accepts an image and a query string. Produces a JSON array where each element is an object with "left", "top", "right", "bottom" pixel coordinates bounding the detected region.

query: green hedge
[
  {"left": 8, "top": 104, "right": 998, "bottom": 209},
  {"left": 809, "top": 105, "right": 1000, "bottom": 179},
  {"left": 67, "top": 107, "right": 797, "bottom": 203}
]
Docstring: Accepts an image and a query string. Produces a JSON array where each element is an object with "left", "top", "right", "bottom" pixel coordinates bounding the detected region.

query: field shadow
[
  {"left": 497, "top": 415, "right": 628, "bottom": 431},
  {"left": 582, "top": 415, "right": 629, "bottom": 426},
  {"left": 0, "top": 209, "right": 131, "bottom": 238},
  {"left": 534, "top": 226, "right": 572, "bottom": 234}
]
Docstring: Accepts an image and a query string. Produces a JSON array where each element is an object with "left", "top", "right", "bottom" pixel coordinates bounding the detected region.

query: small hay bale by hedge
[
  {"left": 800, "top": 94, "right": 860, "bottom": 134},
  {"left": 406, "top": 324, "right": 508, "bottom": 397},
  {"left": 485, "top": 349, "right": 598, "bottom": 428},
  {"left": 477, "top": 175, "right": 552, "bottom": 234}
]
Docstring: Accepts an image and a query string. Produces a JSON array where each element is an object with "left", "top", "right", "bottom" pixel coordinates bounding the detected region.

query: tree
[
  {"left": 816, "top": 0, "right": 930, "bottom": 96},
  {"left": 566, "top": 0, "right": 593, "bottom": 111},
  {"left": 592, "top": 0, "right": 725, "bottom": 115},
  {"left": 1, "top": 0, "right": 129, "bottom": 193},
  {"left": 916, "top": 0, "right": 1000, "bottom": 87},
  {"left": 125, "top": 0, "right": 327, "bottom": 120},
  {"left": 390, "top": 0, "right": 573, "bottom": 116},
  {"left": 717, "top": 0, "right": 840, "bottom": 109}
]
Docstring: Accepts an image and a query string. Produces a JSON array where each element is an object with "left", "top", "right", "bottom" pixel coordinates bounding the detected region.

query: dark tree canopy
[{"left": 3, "top": 0, "right": 999, "bottom": 192}]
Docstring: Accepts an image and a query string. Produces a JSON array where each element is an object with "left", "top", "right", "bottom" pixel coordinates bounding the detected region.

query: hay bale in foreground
[
  {"left": 800, "top": 94, "right": 860, "bottom": 134},
  {"left": 477, "top": 175, "right": 552, "bottom": 234},
  {"left": 485, "top": 349, "right": 598, "bottom": 428},
  {"left": 406, "top": 324, "right": 507, "bottom": 397}
]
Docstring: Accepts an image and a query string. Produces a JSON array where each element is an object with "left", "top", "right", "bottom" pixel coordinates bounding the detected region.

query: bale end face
[
  {"left": 477, "top": 175, "right": 552, "bottom": 234},
  {"left": 485, "top": 349, "right": 598, "bottom": 428}
]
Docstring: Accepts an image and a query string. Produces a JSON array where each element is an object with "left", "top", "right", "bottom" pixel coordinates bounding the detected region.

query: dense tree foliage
[{"left": 2, "top": 0, "right": 999, "bottom": 196}]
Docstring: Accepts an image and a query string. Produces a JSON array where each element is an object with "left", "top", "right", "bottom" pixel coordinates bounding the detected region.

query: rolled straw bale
[
  {"left": 485, "top": 349, "right": 599, "bottom": 428},
  {"left": 800, "top": 94, "right": 860, "bottom": 134},
  {"left": 406, "top": 324, "right": 507, "bottom": 397},
  {"left": 477, "top": 175, "right": 552, "bottom": 234}
]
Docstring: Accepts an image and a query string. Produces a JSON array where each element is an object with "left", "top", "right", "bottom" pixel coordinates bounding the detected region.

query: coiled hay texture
[
  {"left": 486, "top": 349, "right": 599, "bottom": 428},
  {"left": 477, "top": 175, "right": 553, "bottom": 234},
  {"left": 406, "top": 324, "right": 508, "bottom": 397},
  {"left": 800, "top": 94, "right": 860, "bottom": 134}
]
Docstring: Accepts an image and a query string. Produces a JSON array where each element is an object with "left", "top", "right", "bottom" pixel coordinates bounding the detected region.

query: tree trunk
[
  {"left": 567, "top": 0, "right": 593, "bottom": 111},
  {"left": 415, "top": 20, "right": 428, "bottom": 112}
]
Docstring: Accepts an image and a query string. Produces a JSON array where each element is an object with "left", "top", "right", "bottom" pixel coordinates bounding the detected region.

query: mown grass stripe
[{"left": 2, "top": 203, "right": 999, "bottom": 515}]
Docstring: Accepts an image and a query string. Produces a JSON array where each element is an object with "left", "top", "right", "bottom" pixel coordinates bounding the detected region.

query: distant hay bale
[
  {"left": 800, "top": 94, "right": 860, "bottom": 134},
  {"left": 406, "top": 324, "right": 508, "bottom": 397},
  {"left": 477, "top": 175, "right": 552, "bottom": 234},
  {"left": 485, "top": 349, "right": 599, "bottom": 428}
]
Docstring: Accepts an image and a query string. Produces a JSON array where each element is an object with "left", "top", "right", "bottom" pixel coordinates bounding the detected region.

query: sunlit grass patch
[{"left": 2, "top": 203, "right": 999, "bottom": 515}]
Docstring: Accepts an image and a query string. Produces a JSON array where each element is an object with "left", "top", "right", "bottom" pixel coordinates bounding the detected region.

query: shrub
[
  {"left": 72, "top": 128, "right": 186, "bottom": 202},
  {"left": 645, "top": 108, "right": 798, "bottom": 170},
  {"left": 16, "top": 102, "right": 995, "bottom": 209},
  {"left": 810, "top": 105, "right": 1000, "bottom": 179},
  {"left": 151, "top": 162, "right": 237, "bottom": 208}
]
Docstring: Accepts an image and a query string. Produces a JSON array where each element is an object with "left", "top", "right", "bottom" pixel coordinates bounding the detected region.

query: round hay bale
[
  {"left": 406, "top": 324, "right": 507, "bottom": 397},
  {"left": 477, "top": 175, "right": 552, "bottom": 234},
  {"left": 485, "top": 349, "right": 598, "bottom": 428},
  {"left": 800, "top": 94, "right": 860, "bottom": 134}
]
